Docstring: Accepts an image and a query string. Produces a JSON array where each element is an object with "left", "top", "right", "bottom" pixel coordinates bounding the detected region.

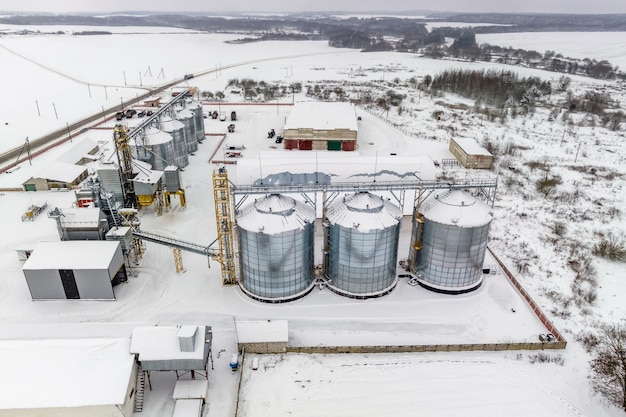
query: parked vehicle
[
  {"left": 211, "top": 111, "right": 218, "bottom": 119},
  {"left": 219, "top": 114, "right": 227, "bottom": 121},
  {"left": 231, "top": 111, "right": 237, "bottom": 121},
  {"left": 115, "top": 112, "right": 124, "bottom": 121},
  {"left": 146, "top": 110, "right": 154, "bottom": 116},
  {"left": 137, "top": 110, "right": 146, "bottom": 117},
  {"left": 228, "top": 124, "right": 235, "bottom": 132},
  {"left": 125, "top": 109, "right": 136, "bottom": 119}
]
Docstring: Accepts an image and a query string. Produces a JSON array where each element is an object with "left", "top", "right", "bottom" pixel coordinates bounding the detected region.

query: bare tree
[{"left": 590, "top": 323, "right": 626, "bottom": 411}]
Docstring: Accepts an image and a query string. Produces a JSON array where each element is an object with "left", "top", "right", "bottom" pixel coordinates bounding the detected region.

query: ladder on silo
[
  {"left": 212, "top": 168, "right": 237, "bottom": 286},
  {"left": 134, "top": 367, "right": 145, "bottom": 412}
]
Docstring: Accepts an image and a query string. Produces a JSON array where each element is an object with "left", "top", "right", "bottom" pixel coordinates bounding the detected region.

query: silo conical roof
[
  {"left": 326, "top": 192, "right": 401, "bottom": 232},
  {"left": 420, "top": 190, "right": 492, "bottom": 227}
]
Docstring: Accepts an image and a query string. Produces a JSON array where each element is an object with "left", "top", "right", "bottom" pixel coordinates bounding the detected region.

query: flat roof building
[
  {"left": 283, "top": 102, "right": 358, "bottom": 151},
  {"left": 22, "top": 241, "right": 126, "bottom": 300},
  {"left": 0, "top": 337, "right": 137, "bottom": 417}
]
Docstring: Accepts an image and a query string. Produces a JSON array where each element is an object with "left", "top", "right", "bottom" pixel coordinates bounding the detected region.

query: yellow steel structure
[
  {"left": 164, "top": 190, "right": 187, "bottom": 210},
  {"left": 171, "top": 248, "right": 184, "bottom": 273},
  {"left": 408, "top": 188, "right": 426, "bottom": 272},
  {"left": 212, "top": 168, "right": 237, "bottom": 286},
  {"left": 112, "top": 124, "right": 135, "bottom": 206}
]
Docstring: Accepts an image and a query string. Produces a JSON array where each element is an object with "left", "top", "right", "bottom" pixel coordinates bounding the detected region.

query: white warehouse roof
[
  {"left": 23, "top": 241, "right": 121, "bottom": 270},
  {"left": 452, "top": 137, "right": 493, "bottom": 156},
  {"left": 27, "top": 161, "right": 87, "bottom": 183},
  {"left": 0, "top": 337, "right": 134, "bottom": 410},
  {"left": 284, "top": 102, "right": 358, "bottom": 132},
  {"left": 130, "top": 325, "right": 207, "bottom": 361}
]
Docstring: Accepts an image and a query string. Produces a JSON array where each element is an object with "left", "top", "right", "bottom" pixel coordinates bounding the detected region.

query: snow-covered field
[
  {"left": 0, "top": 26, "right": 625, "bottom": 417},
  {"left": 477, "top": 31, "right": 626, "bottom": 71}
]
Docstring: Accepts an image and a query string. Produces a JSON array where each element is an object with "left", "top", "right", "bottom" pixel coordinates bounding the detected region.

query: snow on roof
[
  {"left": 0, "top": 337, "right": 134, "bottom": 409},
  {"left": 233, "top": 152, "right": 436, "bottom": 186},
  {"left": 130, "top": 325, "right": 206, "bottom": 361},
  {"left": 237, "top": 194, "right": 315, "bottom": 235},
  {"left": 160, "top": 116, "right": 185, "bottom": 132},
  {"left": 173, "top": 379, "right": 209, "bottom": 400},
  {"left": 177, "top": 108, "right": 194, "bottom": 118},
  {"left": 144, "top": 126, "right": 173, "bottom": 145},
  {"left": 133, "top": 168, "right": 164, "bottom": 184},
  {"left": 283, "top": 102, "right": 357, "bottom": 132},
  {"left": 26, "top": 161, "right": 87, "bottom": 183},
  {"left": 58, "top": 207, "right": 103, "bottom": 226},
  {"left": 326, "top": 192, "right": 402, "bottom": 232},
  {"left": 56, "top": 138, "right": 99, "bottom": 164},
  {"left": 236, "top": 320, "right": 288, "bottom": 344},
  {"left": 420, "top": 190, "right": 493, "bottom": 227},
  {"left": 22, "top": 241, "right": 121, "bottom": 270},
  {"left": 452, "top": 137, "right": 493, "bottom": 156},
  {"left": 172, "top": 399, "right": 203, "bottom": 417}
]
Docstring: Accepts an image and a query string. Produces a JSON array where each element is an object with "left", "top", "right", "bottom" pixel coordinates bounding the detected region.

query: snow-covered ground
[
  {"left": 0, "top": 26, "right": 625, "bottom": 417},
  {"left": 477, "top": 31, "right": 626, "bottom": 71}
]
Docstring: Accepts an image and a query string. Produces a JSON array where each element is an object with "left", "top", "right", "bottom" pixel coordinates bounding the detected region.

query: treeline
[
  {"left": 430, "top": 69, "right": 552, "bottom": 112},
  {"left": 443, "top": 13, "right": 626, "bottom": 32}
]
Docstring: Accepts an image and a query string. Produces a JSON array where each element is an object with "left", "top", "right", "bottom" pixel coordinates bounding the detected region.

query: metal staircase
[{"left": 134, "top": 367, "right": 145, "bottom": 412}]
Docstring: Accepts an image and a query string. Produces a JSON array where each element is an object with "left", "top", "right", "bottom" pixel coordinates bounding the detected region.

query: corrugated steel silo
[
  {"left": 176, "top": 108, "right": 198, "bottom": 154},
  {"left": 138, "top": 127, "right": 175, "bottom": 171},
  {"left": 237, "top": 194, "right": 315, "bottom": 302},
  {"left": 188, "top": 100, "right": 205, "bottom": 141},
  {"left": 325, "top": 191, "right": 402, "bottom": 298},
  {"left": 160, "top": 116, "right": 189, "bottom": 169},
  {"left": 411, "top": 190, "right": 492, "bottom": 294}
]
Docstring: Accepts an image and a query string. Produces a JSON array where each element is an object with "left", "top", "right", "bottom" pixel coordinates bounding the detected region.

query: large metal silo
[
  {"left": 237, "top": 194, "right": 315, "bottom": 302},
  {"left": 176, "top": 108, "right": 198, "bottom": 154},
  {"left": 325, "top": 191, "right": 402, "bottom": 298},
  {"left": 411, "top": 190, "right": 492, "bottom": 294},
  {"left": 188, "top": 100, "right": 205, "bottom": 141},
  {"left": 137, "top": 127, "right": 175, "bottom": 171},
  {"left": 160, "top": 116, "right": 189, "bottom": 169}
]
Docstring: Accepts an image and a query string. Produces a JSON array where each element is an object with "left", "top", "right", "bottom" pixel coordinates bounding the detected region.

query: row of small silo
[
  {"left": 236, "top": 190, "right": 493, "bottom": 302},
  {"left": 133, "top": 100, "right": 205, "bottom": 171}
]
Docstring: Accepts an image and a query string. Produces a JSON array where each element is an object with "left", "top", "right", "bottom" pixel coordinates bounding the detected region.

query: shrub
[
  {"left": 551, "top": 221, "right": 567, "bottom": 236},
  {"left": 593, "top": 233, "right": 626, "bottom": 261}
]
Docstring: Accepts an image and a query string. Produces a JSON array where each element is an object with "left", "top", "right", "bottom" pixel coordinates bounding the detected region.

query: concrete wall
[
  {"left": 288, "top": 341, "right": 565, "bottom": 354},
  {"left": 239, "top": 342, "right": 287, "bottom": 354},
  {"left": 23, "top": 177, "right": 49, "bottom": 191}
]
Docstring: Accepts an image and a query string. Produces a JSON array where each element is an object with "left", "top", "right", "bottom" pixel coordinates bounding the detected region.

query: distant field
[{"left": 477, "top": 31, "right": 626, "bottom": 70}]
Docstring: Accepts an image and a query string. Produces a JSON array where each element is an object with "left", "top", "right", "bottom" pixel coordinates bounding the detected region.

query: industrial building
[
  {"left": 282, "top": 102, "right": 358, "bottom": 151},
  {"left": 55, "top": 207, "right": 110, "bottom": 241},
  {"left": 0, "top": 337, "right": 137, "bottom": 417},
  {"left": 130, "top": 325, "right": 212, "bottom": 373},
  {"left": 22, "top": 161, "right": 88, "bottom": 191},
  {"left": 22, "top": 241, "right": 126, "bottom": 300},
  {"left": 449, "top": 137, "right": 494, "bottom": 169}
]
